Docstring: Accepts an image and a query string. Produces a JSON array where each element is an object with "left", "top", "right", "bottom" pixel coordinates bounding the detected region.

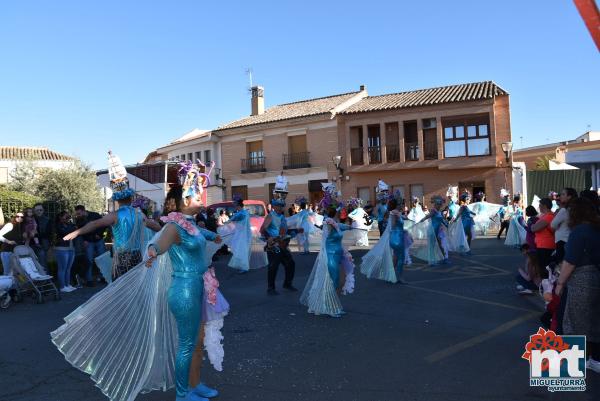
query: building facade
[
  {"left": 213, "top": 86, "right": 367, "bottom": 204},
  {"left": 0, "top": 146, "right": 73, "bottom": 184},
  {"left": 153, "top": 129, "right": 224, "bottom": 204},
  {"left": 336, "top": 82, "right": 513, "bottom": 204}
]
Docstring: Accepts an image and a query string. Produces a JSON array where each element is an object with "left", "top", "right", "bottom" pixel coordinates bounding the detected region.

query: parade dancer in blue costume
[
  {"left": 362, "top": 190, "right": 407, "bottom": 283},
  {"left": 64, "top": 151, "right": 161, "bottom": 281},
  {"left": 301, "top": 184, "right": 356, "bottom": 317},
  {"left": 51, "top": 159, "right": 228, "bottom": 401},
  {"left": 260, "top": 173, "right": 299, "bottom": 295},
  {"left": 457, "top": 191, "right": 476, "bottom": 251},
  {"left": 388, "top": 192, "right": 407, "bottom": 282},
  {"left": 420, "top": 195, "right": 450, "bottom": 264}
]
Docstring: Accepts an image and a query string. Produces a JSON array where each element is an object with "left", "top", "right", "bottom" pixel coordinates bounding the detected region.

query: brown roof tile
[
  {"left": 0, "top": 146, "right": 73, "bottom": 161},
  {"left": 340, "top": 81, "right": 508, "bottom": 115},
  {"left": 214, "top": 91, "right": 361, "bottom": 132}
]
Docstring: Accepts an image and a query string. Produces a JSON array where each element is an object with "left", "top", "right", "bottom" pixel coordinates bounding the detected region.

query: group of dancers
[{"left": 50, "top": 151, "right": 511, "bottom": 401}]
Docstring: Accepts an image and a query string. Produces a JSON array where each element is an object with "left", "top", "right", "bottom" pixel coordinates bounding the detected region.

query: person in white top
[{"left": 550, "top": 187, "right": 578, "bottom": 262}]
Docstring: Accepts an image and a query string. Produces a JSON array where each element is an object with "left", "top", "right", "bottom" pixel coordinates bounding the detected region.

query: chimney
[{"left": 251, "top": 86, "right": 265, "bottom": 116}]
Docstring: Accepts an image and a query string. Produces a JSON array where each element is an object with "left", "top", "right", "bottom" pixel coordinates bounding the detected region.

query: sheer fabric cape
[
  {"left": 300, "top": 222, "right": 353, "bottom": 316},
  {"left": 360, "top": 216, "right": 397, "bottom": 283},
  {"left": 50, "top": 229, "right": 228, "bottom": 401},
  {"left": 447, "top": 216, "right": 470, "bottom": 253}
]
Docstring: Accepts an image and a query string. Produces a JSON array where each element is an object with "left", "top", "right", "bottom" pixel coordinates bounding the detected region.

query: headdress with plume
[
  {"left": 178, "top": 160, "right": 213, "bottom": 201},
  {"left": 108, "top": 150, "right": 135, "bottom": 201},
  {"left": 271, "top": 172, "right": 288, "bottom": 207}
]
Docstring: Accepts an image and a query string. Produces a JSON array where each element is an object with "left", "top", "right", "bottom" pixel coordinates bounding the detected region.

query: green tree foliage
[
  {"left": 33, "top": 160, "right": 104, "bottom": 212},
  {"left": 8, "top": 159, "right": 103, "bottom": 212},
  {"left": 535, "top": 155, "right": 553, "bottom": 171}
]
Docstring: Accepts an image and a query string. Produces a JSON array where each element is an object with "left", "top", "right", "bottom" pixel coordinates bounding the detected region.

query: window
[
  {"left": 204, "top": 150, "right": 211, "bottom": 163},
  {"left": 195, "top": 151, "right": 201, "bottom": 161},
  {"left": 410, "top": 184, "right": 424, "bottom": 203},
  {"left": 442, "top": 115, "right": 490, "bottom": 158},
  {"left": 357, "top": 187, "right": 371, "bottom": 205}
]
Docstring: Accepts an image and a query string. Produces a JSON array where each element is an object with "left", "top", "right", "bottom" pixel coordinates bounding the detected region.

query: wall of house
[
  {"left": 219, "top": 119, "right": 338, "bottom": 202},
  {"left": 336, "top": 96, "right": 513, "bottom": 204}
]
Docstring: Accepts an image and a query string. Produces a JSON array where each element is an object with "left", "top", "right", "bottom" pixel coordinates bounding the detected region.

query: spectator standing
[
  {"left": 33, "top": 203, "right": 51, "bottom": 269},
  {"left": 74, "top": 205, "right": 106, "bottom": 286},
  {"left": 551, "top": 188, "right": 577, "bottom": 263},
  {"left": 0, "top": 212, "right": 25, "bottom": 275},
  {"left": 555, "top": 197, "right": 600, "bottom": 373},
  {"left": 54, "top": 211, "right": 77, "bottom": 293},
  {"left": 531, "top": 198, "right": 555, "bottom": 277}
]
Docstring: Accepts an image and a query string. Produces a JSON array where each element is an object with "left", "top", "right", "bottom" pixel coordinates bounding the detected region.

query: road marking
[
  {"left": 424, "top": 312, "right": 538, "bottom": 363},
  {"left": 408, "top": 272, "right": 507, "bottom": 284},
  {"left": 406, "top": 284, "right": 538, "bottom": 313}
]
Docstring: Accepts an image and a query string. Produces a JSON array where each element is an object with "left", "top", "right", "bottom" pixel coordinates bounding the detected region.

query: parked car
[{"left": 208, "top": 200, "right": 267, "bottom": 233}]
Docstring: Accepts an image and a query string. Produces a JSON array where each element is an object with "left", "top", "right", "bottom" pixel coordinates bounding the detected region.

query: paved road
[{"left": 1, "top": 237, "right": 599, "bottom": 401}]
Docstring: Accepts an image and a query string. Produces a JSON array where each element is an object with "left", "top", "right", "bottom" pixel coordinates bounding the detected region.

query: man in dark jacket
[
  {"left": 75, "top": 205, "right": 106, "bottom": 286},
  {"left": 33, "top": 203, "right": 51, "bottom": 269}
]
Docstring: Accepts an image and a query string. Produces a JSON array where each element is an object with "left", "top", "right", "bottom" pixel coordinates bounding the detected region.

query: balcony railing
[
  {"left": 350, "top": 147, "right": 364, "bottom": 165},
  {"left": 368, "top": 146, "right": 382, "bottom": 164},
  {"left": 386, "top": 145, "right": 400, "bottom": 163},
  {"left": 405, "top": 142, "right": 419, "bottom": 161},
  {"left": 241, "top": 157, "right": 266, "bottom": 173},
  {"left": 283, "top": 152, "right": 311, "bottom": 169},
  {"left": 424, "top": 139, "right": 438, "bottom": 160}
]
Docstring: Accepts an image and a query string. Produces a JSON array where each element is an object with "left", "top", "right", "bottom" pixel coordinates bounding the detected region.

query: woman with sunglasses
[{"left": 0, "top": 212, "right": 25, "bottom": 276}]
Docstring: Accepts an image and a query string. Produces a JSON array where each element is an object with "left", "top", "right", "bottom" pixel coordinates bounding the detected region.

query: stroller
[
  {"left": 0, "top": 275, "right": 16, "bottom": 309},
  {"left": 10, "top": 245, "right": 60, "bottom": 304}
]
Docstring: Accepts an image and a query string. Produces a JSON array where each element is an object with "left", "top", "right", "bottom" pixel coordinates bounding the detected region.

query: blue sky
[{"left": 1, "top": 1, "right": 598, "bottom": 168}]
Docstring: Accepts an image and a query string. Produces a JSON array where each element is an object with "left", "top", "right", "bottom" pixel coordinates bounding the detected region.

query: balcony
[
  {"left": 283, "top": 152, "right": 311, "bottom": 169},
  {"left": 241, "top": 157, "right": 266, "bottom": 173},
  {"left": 405, "top": 142, "right": 419, "bottom": 161},
  {"left": 386, "top": 145, "right": 400, "bottom": 163},
  {"left": 424, "top": 139, "right": 438, "bottom": 160},
  {"left": 368, "top": 146, "right": 382, "bottom": 164},
  {"left": 350, "top": 147, "right": 364, "bottom": 165}
]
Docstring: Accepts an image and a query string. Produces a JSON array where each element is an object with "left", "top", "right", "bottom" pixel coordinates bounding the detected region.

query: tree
[
  {"left": 535, "top": 155, "right": 553, "bottom": 171},
  {"left": 32, "top": 160, "right": 104, "bottom": 212}
]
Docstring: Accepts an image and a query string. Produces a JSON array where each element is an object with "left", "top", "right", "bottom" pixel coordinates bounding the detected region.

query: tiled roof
[
  {"left": 214, "top": 91, "right": 361, "bottom": 132},
  {"left": 340, "top": 81, "right": 508, "bottom": 115},
  {"left": 0, "top": 147, "right": 73, "bottom": 161}
]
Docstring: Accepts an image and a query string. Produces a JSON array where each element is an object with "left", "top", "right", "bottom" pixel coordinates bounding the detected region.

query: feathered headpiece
[
  {"left": 178, "top": 160, "right": 213, "bottom": 201},
  {"left": 431, "top": 195, "right": 445, "bottom": 208},
  {"left": 319, "top": 182, "right": 343, "bottom": 211},
  {"left": 347, "top": 197, "right": 363, "bottom": 209},
  {"left": 295, "top": 196, "right": 308, "bottom": 205},
  {"left": 271, "top": 173, "right": 289, "bottom": 207},
  {"left": 108, "top": 150, "right": 135, "bottom": 201},
  {"left": 446, "top": 185, "right": 458, "bottom": 201},
  {"left": 376, "top": 179, "right": 390, "bottom": 201}
]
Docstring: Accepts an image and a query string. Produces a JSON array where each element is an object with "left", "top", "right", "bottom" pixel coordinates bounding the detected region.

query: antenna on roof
[{"left": 245, "top": 68, "right": 254, "bottom": 94}]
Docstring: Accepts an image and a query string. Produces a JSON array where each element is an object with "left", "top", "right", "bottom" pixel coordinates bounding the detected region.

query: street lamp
[
  {"left": 501, "top": 142, "right": 513, "bottom": 163},
  {"left": 332, "top": 155, "right": 344, "bottom": 177}
]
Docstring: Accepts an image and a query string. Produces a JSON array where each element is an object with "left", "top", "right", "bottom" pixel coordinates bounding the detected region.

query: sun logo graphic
[{"left": 522, "top": 327, "right": 586, "bottom": 392}]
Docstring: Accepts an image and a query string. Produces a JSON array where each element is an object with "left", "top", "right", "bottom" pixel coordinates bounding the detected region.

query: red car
[{"left": 208, "top": 200, "right": 268, "bottom": 233}]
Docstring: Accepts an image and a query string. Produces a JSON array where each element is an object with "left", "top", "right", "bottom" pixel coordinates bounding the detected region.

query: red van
[{"left": 208, "top": 200, "right": 268, "bottom": 233}]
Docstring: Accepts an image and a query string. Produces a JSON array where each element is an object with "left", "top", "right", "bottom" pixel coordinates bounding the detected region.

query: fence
[{"left": 526, "top": 170, "right": 592, "bottom": 205}]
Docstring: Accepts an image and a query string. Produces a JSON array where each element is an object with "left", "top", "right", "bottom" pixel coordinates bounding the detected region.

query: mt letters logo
[{"left": 522, "top": 327, "right": 586, "bottom": 392}]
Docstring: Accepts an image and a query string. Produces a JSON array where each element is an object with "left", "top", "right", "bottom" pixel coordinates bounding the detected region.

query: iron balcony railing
[
  {"left": 283, "top": 152, "right": 311, "bottom": 169},
  {"left": 241, "top": 156, "right": 266, "bottom": 173}
]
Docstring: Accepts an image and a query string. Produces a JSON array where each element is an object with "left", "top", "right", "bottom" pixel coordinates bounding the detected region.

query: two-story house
[
  {"left": 213, "top": 86, "right": 367, "bottom": 205},
  {"left": 336, "top": 81, "right": 512, "bottom": 204}
]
